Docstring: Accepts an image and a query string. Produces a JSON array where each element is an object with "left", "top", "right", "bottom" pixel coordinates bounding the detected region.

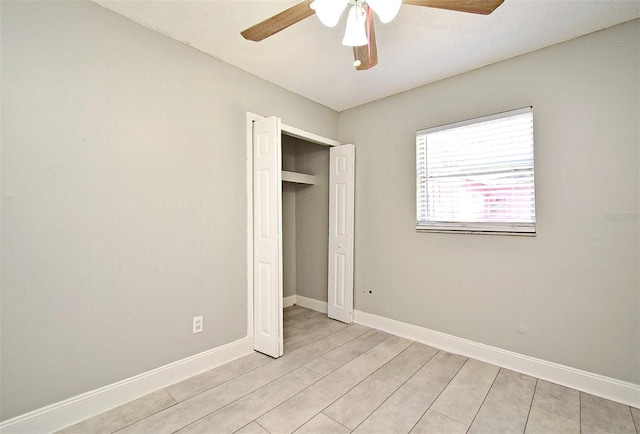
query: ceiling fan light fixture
[
  {"left": 342, "top": 5, "right": 368, "bottom": 47},
  {"left": 365, "top": 0, "right": 401, "bottom": 23},
  {"left": 311, "top": 0, "right": 348, "bottom": 27}
]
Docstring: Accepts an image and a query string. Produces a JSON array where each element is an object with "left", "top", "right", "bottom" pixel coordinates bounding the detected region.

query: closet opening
[
  {"left": 282, "top": 136, "right": 330, "bottom": 353},
  {"left": 247, "top": 113, "right": 354, "bottom": 359}
]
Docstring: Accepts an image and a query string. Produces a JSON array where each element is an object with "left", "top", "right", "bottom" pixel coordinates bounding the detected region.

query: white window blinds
[{"left": 416, "top": 107, "right": 536, "bottom": 234}]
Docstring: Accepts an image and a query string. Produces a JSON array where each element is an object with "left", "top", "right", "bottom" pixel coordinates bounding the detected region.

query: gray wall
[
  {"left": 295, "top": 141, "right": 330, "bottom": 302},
  {"left": 282, "top": 139, "right": 297, "bottom": 298},
  {"left": 0, "top": 1, "right": 338, "bottom": 420},
  {"left": 339, "top": 19, "right": 639, "bottom": 384},
  {"left": 280, "top": 136, "right": 330, "bottom": 302}
]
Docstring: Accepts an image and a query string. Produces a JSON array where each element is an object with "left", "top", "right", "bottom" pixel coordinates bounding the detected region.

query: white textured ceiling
[{"left": 93, "top": 0, "right": 640, "bottom": 111}]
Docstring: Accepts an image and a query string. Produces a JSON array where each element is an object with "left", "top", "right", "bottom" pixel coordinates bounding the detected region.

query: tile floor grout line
[
  {"left": 165, "top": 388, "right": 180, "bottom": 403},
  {"left": 160, "top": 356, "right": 272, "bottom": 405},
  {"left": 521, "top": 378, "right": 539, "bottom": 434},
  {"left": 172, "top": 366, "right": 325, "bottom": 434},
  {"left": 579, "top": 391, "right": 582, "bottom": 434},
  {"left": 432, "top": 357, "right": 472, "bottom": 428},
  {"left": 255, "top": 419, "right": 271, "bottom": 434},
  {"left": 247, "top": 365, "right": 327, "bottom": 425},
  {"left": 319, "top": 411, "right": 356, "bottom": 433},
  {"left": 284, "top": 321, "right": 351, "bottom": 353},
  {"left": 284, "top": 315, "right": 342, "bottom": 340},
  {"left": 321, "top": 323, "right": 375, "bottom": 349},
  {"left": 626, "top": 406, "right": 639, "bottom": 434},
  {"left": 453, "top": 360, "right": 500, "bottom": 430},
  {"left": 171, "top": 309, "right": 353, "bottom": 433},
  {"left": 119, "top": 317, "right": 341, "bottom": 433},
  {"left": 230, "top": 420, "right": 254, "bottom": 434},
  {"left": 348, "top": 346, "right": 441, "bottom": 433},
  {"left": 322, "top": 341, "right": 425, "bottom": 432},
  {"left": 404, "top": 351, "right": 470, "bottom": 434},
  {"left": 298, "top": 321, "right": 349, "bottom": 343},
  {"left": 299, "top": 326, "right": 383, "bottom": 377},
  {"left": 109, "top": 394, "right": 180, "bottom": 434},
  {"left": 248, "top": 328, "right": 391, "bottom": 433},
  {"left": 283, "top": 335, "right": 413, "bottom": 432}
]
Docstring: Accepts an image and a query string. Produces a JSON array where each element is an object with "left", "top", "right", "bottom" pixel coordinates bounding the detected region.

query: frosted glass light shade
[
  {"left": 366, "top": 0, "right": 401, "bottom": 23},
  {"left": 342, "top": 5, "right": 368, "bottom": 47},
  {"left": 312, "top": 0, "right": 348, "bottom": 27}
]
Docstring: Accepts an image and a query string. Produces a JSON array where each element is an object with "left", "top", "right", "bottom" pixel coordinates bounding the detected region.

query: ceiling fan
[{"left": 241, "top": 0, "right": 505, "bottom": 71}]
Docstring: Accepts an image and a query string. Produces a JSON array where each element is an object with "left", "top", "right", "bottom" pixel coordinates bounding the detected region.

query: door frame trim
[{"left": 245, "top": 112, "right": 340, "bottom": 348}]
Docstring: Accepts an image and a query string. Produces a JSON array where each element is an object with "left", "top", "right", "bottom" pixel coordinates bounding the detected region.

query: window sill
[{"left": 416, "top": 225, "right": 536, "bottom": 237}]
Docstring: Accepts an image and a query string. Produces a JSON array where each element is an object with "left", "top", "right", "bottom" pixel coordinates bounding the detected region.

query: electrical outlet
[{"left": 193, "top": 316, "right": 203, "bottom": 334}]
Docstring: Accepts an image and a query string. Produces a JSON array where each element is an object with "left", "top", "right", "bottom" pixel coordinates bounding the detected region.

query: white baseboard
[
  {"left": 0, "top": 337, "right": 254, "bottom": 434},
  {"left": 282, "top": 294, "right": 327, "bottom": 314},
  {"left": 294, "top": 295, "right": 328, "bottom": 314},
  {"left": 353, "top": 310, "right": 640, "bottom": 408},
  {"left": 283, "top": 295, "right": 296, "bottom": 308}
]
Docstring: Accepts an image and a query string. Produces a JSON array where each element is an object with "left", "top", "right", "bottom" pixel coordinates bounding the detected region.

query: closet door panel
[
  {"left": 328, "top": 144, "right": 355, "bottom": 323},
  {"left": 253, "top": 116, "right": 283, "bottom": 358}
]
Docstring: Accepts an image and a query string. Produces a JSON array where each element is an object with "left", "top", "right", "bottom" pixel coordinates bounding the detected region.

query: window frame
[{"left": 416, "top": 107, "right": 536, "bottom": 236}]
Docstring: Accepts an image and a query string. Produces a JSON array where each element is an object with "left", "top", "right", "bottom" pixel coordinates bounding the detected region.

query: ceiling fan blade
[
  {"left": 402, "top": 0, "right": 504, "bottom": 15},
  {"left": 353, "top": 8, "right": 378, "bottom": 71},
  {"left": 241, "top": 0, "right": 315, "bottom": 42}
]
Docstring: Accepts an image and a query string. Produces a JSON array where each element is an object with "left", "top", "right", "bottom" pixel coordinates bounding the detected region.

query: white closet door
[
  {"left": 328, "top": 144, "right": 355, "bottom": 323},
  {"left": 253, "top": 116, "right": 283, "bottom": 358}
]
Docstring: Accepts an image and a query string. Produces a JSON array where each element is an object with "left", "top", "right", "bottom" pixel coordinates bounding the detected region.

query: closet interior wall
[{"left": 281, "top": 135, "right": 330, "bottom": 304}]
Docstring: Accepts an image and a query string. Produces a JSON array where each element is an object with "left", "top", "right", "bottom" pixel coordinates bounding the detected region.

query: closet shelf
[{"left": 282, "top": 171, "right": 316, "bottom": 185}]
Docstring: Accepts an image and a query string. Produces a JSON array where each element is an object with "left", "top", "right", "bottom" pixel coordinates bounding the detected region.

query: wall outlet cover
[{"left": 193, "top": 316, "right": 203, "bottom": 334}]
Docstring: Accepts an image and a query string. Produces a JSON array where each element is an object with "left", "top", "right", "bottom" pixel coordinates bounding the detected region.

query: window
[{"left": 416, "top": 107, "right": 535, "bottom": 235}]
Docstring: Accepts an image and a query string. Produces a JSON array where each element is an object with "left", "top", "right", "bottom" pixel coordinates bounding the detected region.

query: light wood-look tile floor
[{"left": 60, "top": 306, "right": 640, "bottom": 434}]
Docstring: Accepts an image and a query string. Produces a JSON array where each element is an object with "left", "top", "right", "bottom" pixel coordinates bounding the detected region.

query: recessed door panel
[
  {"left": 335, "top": 183, "right": 347, "bottom": 238},
  {"left": 333, "top": 252, "right": 346, "bottom": 308}
]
